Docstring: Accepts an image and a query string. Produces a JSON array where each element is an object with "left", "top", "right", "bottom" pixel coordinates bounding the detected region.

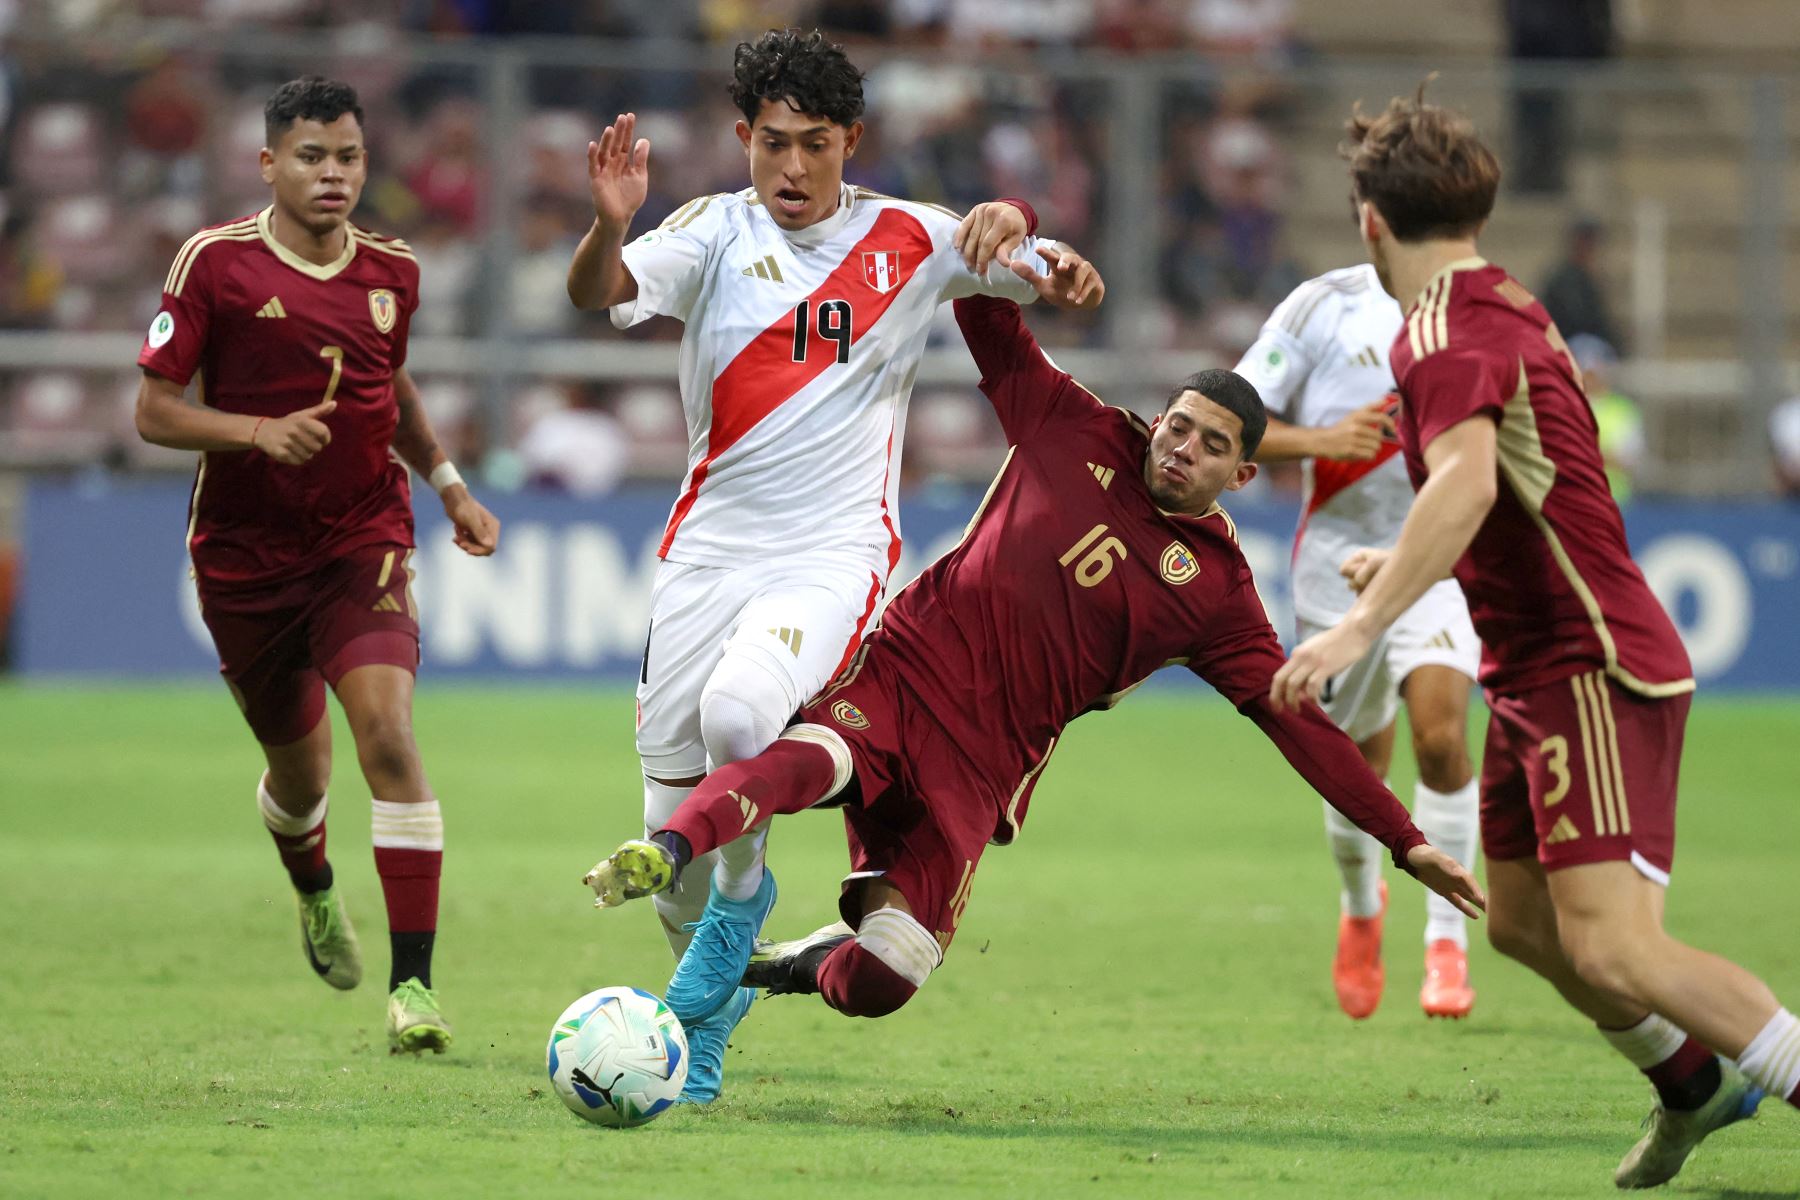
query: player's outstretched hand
[
  {"left": 955, "top": 201, "right": 1031, "bottom": 275},
  {"left": 1405, "top": 843, "right": 1487, "bottom": 919},
  {"left": 443, "top": 486, "right": 500, "bottom": 556},
  {"left": 587, "top": 112, "right": 650, "bottom": 229},
  {"left": 1270, "top": 620, "right": 1373, "bottom": 712},
  {"left": 1339, "top": 547, "right": 1391, "bottom": 594},
  {"left": 1010, "top": 244, "right": 1105, "bottom": 310},
  {"left": 253, "top": 400, "right": 335, "bottom": 465},
  {"left": 1322, "top": 399, "right": 1396, "bottom": 461}
]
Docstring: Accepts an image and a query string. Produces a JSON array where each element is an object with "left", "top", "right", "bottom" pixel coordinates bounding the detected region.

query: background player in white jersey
[
  {"left": 566, "top": 28, "right": 1103, "bottom": 1102},
  {"left": 1236, "top": 264, "right": 1482, "bottom": 1020}
]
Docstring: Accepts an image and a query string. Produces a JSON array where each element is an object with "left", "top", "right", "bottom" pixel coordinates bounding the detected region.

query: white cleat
[{"left": 1614, "top": 1060, "right": 1764, "bottom": 1189}]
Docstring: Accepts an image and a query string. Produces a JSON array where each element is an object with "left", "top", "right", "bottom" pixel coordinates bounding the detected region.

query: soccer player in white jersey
[
  {"left": 566, "top": 28, "right": 1103, "bottom": 1102},
  {"left": 1235, "top": 264, "right": 1482, "bottom": 1020}
]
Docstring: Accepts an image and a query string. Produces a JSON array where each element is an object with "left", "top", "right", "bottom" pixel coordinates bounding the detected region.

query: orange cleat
[
  {"left": 1332, "top": 880, "right": 1386, "bottom": 1020},
  {"left": 1420, "top": 938, "right": 1475, "bottom": 1019}
]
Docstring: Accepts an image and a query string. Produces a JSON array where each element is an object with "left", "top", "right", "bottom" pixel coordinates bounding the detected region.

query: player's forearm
[
  {"left": 567, "top": 218, "right": 635, "bottom": 311},
  {"left": 133, "top": 381, "right": 258, "bottom": 452},
  {"left": 389, "top": 370, "right": 447, "bottom": 479},
  {"left": 1254, "top": 418, "right": 1325, "bottom": 463},
  {"left": 1345, "top": 452, "right": 1493, "bottom": 638},
  {"left": 1246, "top": 698, "right": 1427, "bottom": 867}
]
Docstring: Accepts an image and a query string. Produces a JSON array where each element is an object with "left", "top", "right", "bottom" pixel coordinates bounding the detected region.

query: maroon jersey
[
  {"left": 138, "top": 207, "right": 420, "bottom": 588},
  {"left": 856, "top": 296, "right": 1424, "bottom": 861},
  {"left": 1388, "top": 259, "right": 1693, "bottom": 698}
]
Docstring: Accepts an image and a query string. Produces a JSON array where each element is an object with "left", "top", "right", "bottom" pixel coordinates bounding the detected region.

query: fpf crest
[{"left": 863, "top": 251, "right": 901, "bottom": 294}]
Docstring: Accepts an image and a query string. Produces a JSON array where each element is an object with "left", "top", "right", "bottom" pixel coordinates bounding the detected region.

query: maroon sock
[
  {"left": 660, "top": 737, "right": 842, "bottom": 859},
  {"left": 259, "top": 787, "right": 331, "bottom": 893},
  {"left": 1787, "top": 1082, "right": 1800, "bottom": 1109},
  {"left": 816, "top": 940, "right": 917, "bottom": 1019},
  {"left": 1646, "top": 1037, "right": 1723, "bottom": 1111}
]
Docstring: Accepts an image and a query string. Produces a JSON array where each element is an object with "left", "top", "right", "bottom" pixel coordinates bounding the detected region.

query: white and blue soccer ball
[{"left": 546, "top": 986, "right": 688, "bottom": 1127}]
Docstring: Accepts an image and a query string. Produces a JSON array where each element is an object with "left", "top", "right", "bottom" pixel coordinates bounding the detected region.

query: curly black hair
[
  {"left": 264, "top": 76, "right": 364, "bottom": 146},
  {"left": 1164, "top": 369, "right": 1267, "bottom": 459},
  {"left": 730, "top": 29, "right": 866, "bottom": 128}
]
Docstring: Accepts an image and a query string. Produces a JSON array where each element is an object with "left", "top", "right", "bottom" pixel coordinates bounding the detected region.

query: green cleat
[
  {"left": 1614, "top": 1060, "right": 1763, "bottom": 1189},
  {"left": 297, "top": 884, "right": 362, "bottom": 991},
  {"left": 582, "top": 839, "right": 676, "bottom": 909},
  {"left": 387, "top": 978, "right": 452, "bottom": 1055}
]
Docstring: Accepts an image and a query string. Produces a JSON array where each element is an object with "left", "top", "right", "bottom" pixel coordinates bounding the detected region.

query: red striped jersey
[
  {"left": 845, "top": 296, "right": 1426, "bottom": 863},
  {"left": 1389, "top": 258, "right": 1693, "bottom": 697},
  {"left": 1234, "top": 264, "right": 1421, "bottom": 625},
  {"left": 611, "top": 185, "right": 1049, "bottom": 575},
  {"left": 138, "top": 207, "right": 419, "bottom": 589}
]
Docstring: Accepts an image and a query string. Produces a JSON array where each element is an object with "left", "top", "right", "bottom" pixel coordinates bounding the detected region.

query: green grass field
[{"left": 3, "top": 682, "right": 1797, "bottom": 1199}]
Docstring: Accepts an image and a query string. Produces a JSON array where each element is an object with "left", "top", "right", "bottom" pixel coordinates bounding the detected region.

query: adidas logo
[
  {"left": 372, "top": 594, "right": 404, "bottom": 614},
  {"left": 1086, "top": 462, "right": 1114, "bottom": 489},
  {"left": 1348, "top": 345, "right": 1380, "bottom": 368},
  {"left": 767, "top": 626, "right": 804, "bottom": 656},
  {"left": 1545, "top": 815, "right": 1581, "bottom": 844},
  {"left": 256, "top": 297, "right": 287, "bottom": 319},
  {"left": 730, "top": 789, "right": 761, "bottom": 833},
  {"left": 742, "top": 255, "right": 784, "bottom": 283}
]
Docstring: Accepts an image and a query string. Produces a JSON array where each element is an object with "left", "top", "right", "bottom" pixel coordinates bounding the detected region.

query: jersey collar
[
  {"left": 768, "top": 182, "right": 858, "bottom": 247},
  {"left": 257, "top": 206, "right": 357, "bottom": 281},
  {"left": 1407, "top": 255, "right": 1487, "bottom": 315}
]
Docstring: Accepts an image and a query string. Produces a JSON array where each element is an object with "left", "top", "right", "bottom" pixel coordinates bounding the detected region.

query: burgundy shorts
[
  {"left": 796, "top": 649, "right": 1000, "bottom": 958},
  {"left": 198, "top": 544, "right": 421, "bottom": 746},
  {"left": 1480, "top": 669, "right": 1690, "bottom": 883}
]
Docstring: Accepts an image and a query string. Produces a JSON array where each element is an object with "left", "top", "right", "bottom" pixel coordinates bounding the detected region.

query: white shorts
[
  {"left": 635, "top": 551, "right": 886, "bottom": 777},
  {"left": 1299, "top": 579, "right": 1479, "bottom": 743}
]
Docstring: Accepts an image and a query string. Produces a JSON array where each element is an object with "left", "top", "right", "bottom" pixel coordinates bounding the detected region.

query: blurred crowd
[
  {"left": 0, "top": 1, "right": 1332, "bottom": 490},
  {"left": 7, "top": 2, "right": 1782, "bottom": 503}
]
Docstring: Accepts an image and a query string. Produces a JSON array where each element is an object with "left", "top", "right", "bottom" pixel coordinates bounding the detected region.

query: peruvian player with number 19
[
  {"left": 133, "top": 78, "right": 500, "bottom": 1054},
  {"left": 583, "top": 292, "right": 1484, "bottom": 1046},
  {"left": 566, "top": 29, "right": 1102, "bottom": 1103}
]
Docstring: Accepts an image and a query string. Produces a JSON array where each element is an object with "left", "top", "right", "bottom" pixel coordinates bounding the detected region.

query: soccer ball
[{"left": 546, "top": 986, "right": 688, "bottom": 1127}]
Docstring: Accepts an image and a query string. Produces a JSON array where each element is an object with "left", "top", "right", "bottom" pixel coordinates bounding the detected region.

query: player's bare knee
[
  {"left": 351, "top": 712, "right": 422, "bottom": 791},
  {"left": 1559, "top": 922, "right": 1648, "bottom": 1002},
  {"left": 1412, "top": 722, "right": 1472, "bottom": 792}
]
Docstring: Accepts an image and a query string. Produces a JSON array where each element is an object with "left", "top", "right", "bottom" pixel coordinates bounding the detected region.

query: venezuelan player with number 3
[{"left": 1271, "top": 85, "right": 1798, "bottom": 1187}]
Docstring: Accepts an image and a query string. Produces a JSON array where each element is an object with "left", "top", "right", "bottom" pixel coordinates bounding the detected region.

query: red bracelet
[{"left": 251, "top": 416, "right": 268, "bottom": 450}]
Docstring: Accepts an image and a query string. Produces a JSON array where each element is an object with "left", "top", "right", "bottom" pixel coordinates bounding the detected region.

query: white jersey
[
  {"left": 612, "top": 184, "right": 1047, "bottom": 571},
  {"left": 1234, "top": 264, "right": 1419, "bottom": 625}
]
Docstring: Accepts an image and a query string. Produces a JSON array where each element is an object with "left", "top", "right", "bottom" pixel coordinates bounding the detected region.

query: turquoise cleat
[
  {"left": 666, "top": 869, "right": 777, "bottom": 1025},
  {"left": 676, "top": 985, "right": 755, "bottom": 1105}
]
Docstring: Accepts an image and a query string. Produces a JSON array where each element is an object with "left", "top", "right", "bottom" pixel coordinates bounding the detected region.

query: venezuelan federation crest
[
  {"left": 830, "top": 699, "right": 870, "bottom": 730},
  {"left": 1160, "top": 541, "right": 1200, "bottom": 585},
  {"left": 368, "top": 288, "right": 397, "bottom": 334},
  {"left": 863, "top": 251, "right": 901, "bottom": 294}
]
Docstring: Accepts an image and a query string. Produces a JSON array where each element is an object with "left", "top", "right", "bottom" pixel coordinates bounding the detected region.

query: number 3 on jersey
[{"left": 792, "top": 299, "right": 854, "bottom": 364}]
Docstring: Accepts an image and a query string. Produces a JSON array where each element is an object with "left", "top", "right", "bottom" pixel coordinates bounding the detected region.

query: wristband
[
  {"left": 997, "top": 197, "right": 1039, "bottom": 236},
  {"left": 250, "top": 417, "right": 268, "bottom": 451},
  {"left": 428, "top": 462, "right": 465, "bottom": 494}
]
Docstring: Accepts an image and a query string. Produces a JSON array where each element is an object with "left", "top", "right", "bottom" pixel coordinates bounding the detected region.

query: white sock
[
  {"left": 712, "top": 821, "right": 770, "bottom": 902},
  {"left": 369, "top": 798, "right": 443, "bottom": 850},
  {"left": 1737, "top": 1007, "right": 1800, "bottom": 1101},
  {"left": 1324, "top": 798, "right": 1383, "bottom": 918},
  {"left": 1414, "top": 778, "right": 1479, "bottom": 947},
  {"left": 1598, "top": 1012, "right": 1688, "bottom": 1069},
  {"left": 644, "top": 776, "right": 708, "bottom": 957},
  {"left": 258, "top": 775, "right": 326, "bottom": 836},
  {"left": 856, "top": 907, "right": 941, "bottom": 988}
]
